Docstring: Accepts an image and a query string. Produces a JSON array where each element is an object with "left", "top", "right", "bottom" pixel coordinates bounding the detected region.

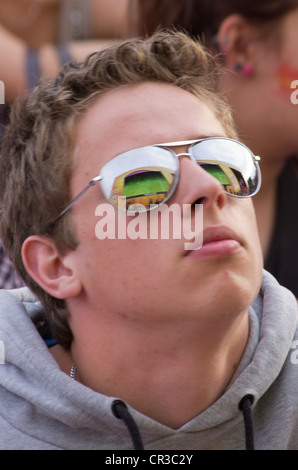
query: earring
[
  {"left": 234, "top": 62, "right": 254, "bottom": 76},
  {"left": 242, "top": 64, "right": 254, "bottom": 76},
  {"left": 234, "top": 62, "right": 243, "bottom": 72}
]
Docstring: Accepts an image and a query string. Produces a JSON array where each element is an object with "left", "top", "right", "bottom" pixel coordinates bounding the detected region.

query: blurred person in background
[
  {"left": 134, "top": 0, "right": 298, "bottom": 298},
  {"left": 0, "top": 0, "right": 133, "bottom": 134}
]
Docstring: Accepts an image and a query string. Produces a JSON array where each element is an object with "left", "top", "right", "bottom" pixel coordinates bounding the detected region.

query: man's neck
[{"left": 67, "top": 311, "right": 249, "bottom": 429}]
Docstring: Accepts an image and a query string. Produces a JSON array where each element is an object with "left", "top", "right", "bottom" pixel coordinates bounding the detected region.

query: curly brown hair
[{"left": 0, "top": 30, "right": 237, "bottom": 348}]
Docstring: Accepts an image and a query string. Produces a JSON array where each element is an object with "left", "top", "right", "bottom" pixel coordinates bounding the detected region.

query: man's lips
[
  {"left": 202, "top": 226, "right": 242, "bottom": 245},
  {"left": 184, "top": 225, "right": 243, "bottom": 259}
]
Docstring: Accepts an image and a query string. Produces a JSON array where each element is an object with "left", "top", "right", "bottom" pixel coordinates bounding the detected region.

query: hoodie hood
[{"left": 0, "top": 270, "right": 298, "bottom": 450}]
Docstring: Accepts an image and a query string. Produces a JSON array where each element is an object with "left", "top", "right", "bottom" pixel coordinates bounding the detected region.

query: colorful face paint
[{"left": 276, "top": 63, "right": 298, "bottom": 95}]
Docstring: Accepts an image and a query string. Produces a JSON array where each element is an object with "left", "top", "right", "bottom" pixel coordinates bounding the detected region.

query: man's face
[{"left": 67, "top": 82, "right": 263, "bottom": 327}]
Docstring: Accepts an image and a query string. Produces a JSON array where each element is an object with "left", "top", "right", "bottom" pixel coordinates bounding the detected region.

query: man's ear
[
  {"left": 22, "top": 235, "right": 82, "bottom": 299},
  {"left": 217, "top": 14, "right": 259, "bottom": 71}
]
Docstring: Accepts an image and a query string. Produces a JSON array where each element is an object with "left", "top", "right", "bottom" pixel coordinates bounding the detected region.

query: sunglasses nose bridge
[
  {"left": 175, "top": 152, "right": 195, "bottom": 167},
  {"left": 175, "top": 152, "right": 192, "bottom": 159}
]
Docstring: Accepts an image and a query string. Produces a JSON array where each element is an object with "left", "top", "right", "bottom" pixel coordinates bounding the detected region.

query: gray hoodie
[{"left": 0, "top": 270, "right": 298, "bottom": 450}]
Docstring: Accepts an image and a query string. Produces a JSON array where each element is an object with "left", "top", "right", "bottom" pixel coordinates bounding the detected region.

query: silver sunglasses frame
[{"left": 54, "top": 137, "right": 261, "bottom": 223}]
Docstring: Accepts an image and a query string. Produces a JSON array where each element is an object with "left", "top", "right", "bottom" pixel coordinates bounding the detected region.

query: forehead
[{"left": 73, "top": 82, "right": 226, "bottom": 173}]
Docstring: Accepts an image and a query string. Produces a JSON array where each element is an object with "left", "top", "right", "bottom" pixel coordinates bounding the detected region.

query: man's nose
[{"left": 173, "top": 154, "right": 227, "bottom": 210}]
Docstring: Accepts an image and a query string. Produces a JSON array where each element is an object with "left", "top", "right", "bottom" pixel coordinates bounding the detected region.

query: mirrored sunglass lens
[
  {"left": 192, "top": 139, "right": 259, "bottom": 196},
  {"left": 114, "top": 167, "right": 174, "bottom": 211},
  {"left": 109, "top": 167, "right": 175, "bottom": 211},
  {"left": 197, "top": 162, "right": 258, "bottom": 196},
  {"left": 100, "top": 146, "right": 178, "bottom": 211}
]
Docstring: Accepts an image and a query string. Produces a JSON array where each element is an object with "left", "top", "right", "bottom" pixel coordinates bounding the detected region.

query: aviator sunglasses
[{"left": 55, "top": 137, "right": 261, "bottom": 221}]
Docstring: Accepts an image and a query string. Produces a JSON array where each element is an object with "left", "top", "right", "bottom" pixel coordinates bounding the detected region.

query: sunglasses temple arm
[{"left": 54, "top": 176, "right": 102, "bottom": 223}]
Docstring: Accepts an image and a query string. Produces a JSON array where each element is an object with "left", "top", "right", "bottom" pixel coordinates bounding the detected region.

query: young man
[{"left": 0, "top": 31, "right": 297, "bottom": 450}]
